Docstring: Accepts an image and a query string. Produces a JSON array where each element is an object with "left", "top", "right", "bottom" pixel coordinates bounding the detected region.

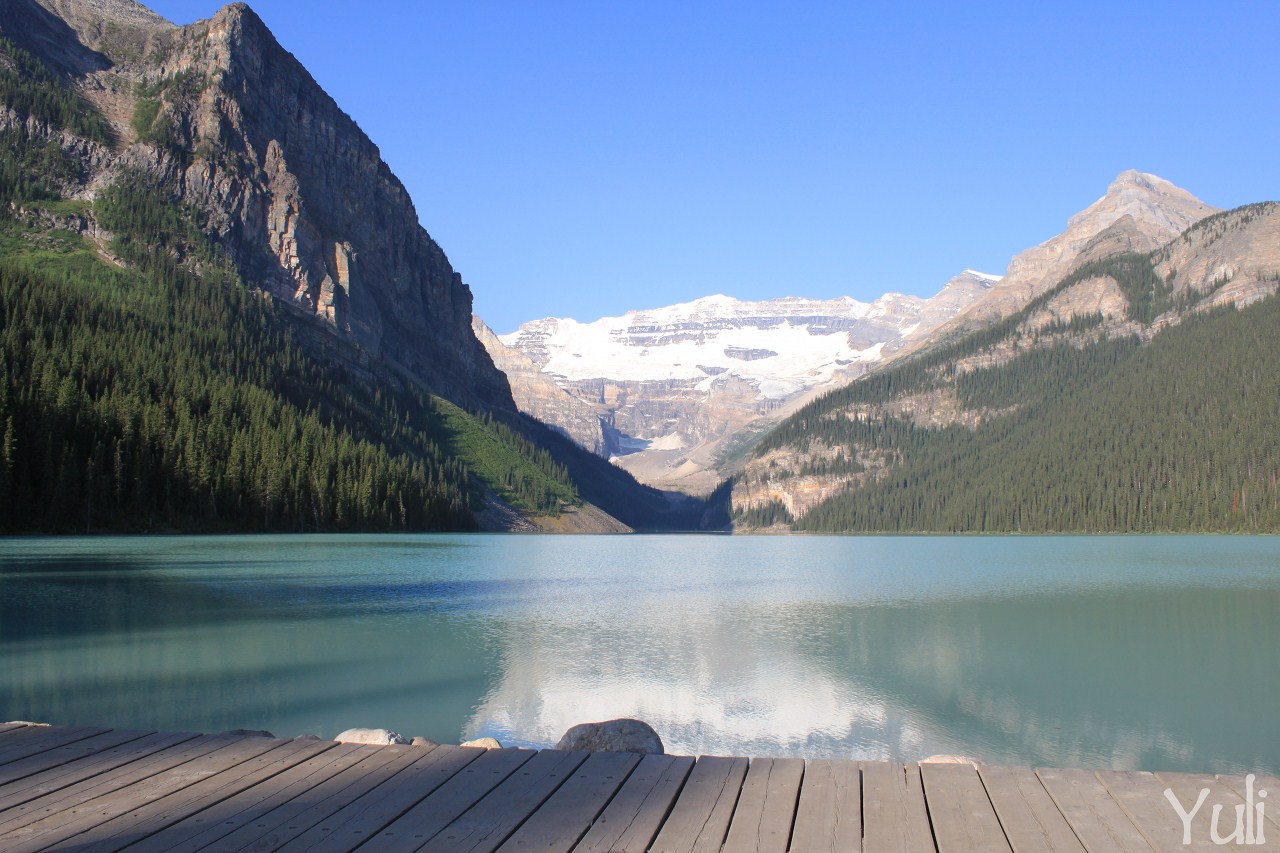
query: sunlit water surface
[{"left": 1, "top": 534, "right": 1276, "bottom": 773}]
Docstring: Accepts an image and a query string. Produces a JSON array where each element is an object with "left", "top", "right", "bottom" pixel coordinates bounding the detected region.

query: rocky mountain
[
  {"left": 486, "top": 271, "right": 998, "bottom": 493},
  {"left": 938, "top": 170, "right": 1219, "bottom": 332},
  {"left": 0, "top": 0, "right": 701, "bottom": 532},
  {"left": 472, "top": 316, "right": 609, "bottom": 455},
  {"left": 730, "top": 176, "right": 1280, "bottom": 532},
  {"left": 6, "top": 0, "right": 511, "bottom": 408}
]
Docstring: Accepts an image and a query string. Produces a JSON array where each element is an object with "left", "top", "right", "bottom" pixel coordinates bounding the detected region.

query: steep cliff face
[
  {"left": 472, "top": 315, "right": 609, "bottom": 455},
  {"left": 3, "top": 0, "right": 513, "bottom": 411}
]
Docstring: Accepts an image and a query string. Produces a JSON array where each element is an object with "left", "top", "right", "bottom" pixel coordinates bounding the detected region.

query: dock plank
[
  {"left": 207, "top": 743, "right": 427, "bottom": 852},
  {"left": 1098, "top": 770, "right": 1228, "bottom": 852},
  {"left": 575, "top": 753, "right": 695, "bottom": 853},
  {"left": 977, "top": 765, "right": 1085, "bottom": 853},
  {"left": 1036, "top": 768, "right": 1154, "bottom": 853},
  {"left": 788, "top": 758, "right": 861, "bottom": 853},
  {"left": 1218, "top": 772, "right": 1280, "bottom": 833},
  {"left": 496, "top": 750, "right": 640, "bottom": 852},
  {"left": 0, "top": 731, "right": 197, "bottom": 816},
  {"left": 0, "top": 733, "right": 233, "bottom": 835},
  {"left": 53, "top": 736, "right": 335, "bottom": 853},
  {"left": 365, "top": 747, "right": 538, "bottom": 853},
  {"left": 1154, "top": 772, "right": 1271, "bottom": 851},
  {"left": 649, "top": 755, "right": 749, "bottom": 853},
  {"left": 118, "top": 742, "right": 372, "bottom": 853},
  {"left": 0, "top": 728, "right": 154, "bottom": 788},
  {"left": 0, "top": 724, "right": 32, "bottom": 737},
  {"left": 277, "top": 745, "right": 485, "bottom": 853},
  {"left": 0, "top": 725, "right": 110, "bottom": 767},
  {"left": 862, "top": 762, "right": 934, "bottom": 853},
  {"left": 0, "top": 733, "right": 288, "bottom": 853},
  {"left": 920, "top": 762, "right": 1011, "bottom": 853},
  {"left": 417, "top": 748, "right": 589, "bottom": 853},
  {"left": 721, "top": 757, "right": 805, "bottom": 853}
]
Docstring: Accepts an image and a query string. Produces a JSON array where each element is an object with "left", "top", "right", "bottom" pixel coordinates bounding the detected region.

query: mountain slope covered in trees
[
  {"left": 731, "top": 202, "right": 1280, "bottom": 532},
  {"left": 0, "top": 0, "right": 699, "bottom": 533}
]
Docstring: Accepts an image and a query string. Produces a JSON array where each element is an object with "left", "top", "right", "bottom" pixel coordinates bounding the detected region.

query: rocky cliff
[
  {"left": 939, "top": 170, "right": 1218, "bottom": 331},
  {"left": 2, "top": 0, "right": 512, "bottom": 410},
  {"left": 472, "top": 316, "right": 609, "bottom": 455}
]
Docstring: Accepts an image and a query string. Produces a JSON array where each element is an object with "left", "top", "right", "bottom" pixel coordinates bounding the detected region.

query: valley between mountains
[{"left": 3, "top": 0, "right": 1280, "bottom": 534}]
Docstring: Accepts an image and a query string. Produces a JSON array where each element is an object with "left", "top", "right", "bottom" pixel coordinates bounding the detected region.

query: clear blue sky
[{"left": 146, "top": 0, "right": 1278, "bottom": 334}]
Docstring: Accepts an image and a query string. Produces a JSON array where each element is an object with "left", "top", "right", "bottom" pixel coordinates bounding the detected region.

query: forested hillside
[
  {"left": 0, "top": 27, "right": 689, "bottom": 533},
  {"left": 734, "top": 238, "right": 1280, "bottom": 532}
]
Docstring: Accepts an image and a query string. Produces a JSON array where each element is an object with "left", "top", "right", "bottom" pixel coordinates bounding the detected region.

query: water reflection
[
  {"left": 463, "top": 537, "right": 1280, "bottom": 773},
  {"left": 1, "top": 534, "right": 1277, "bottom": 773}
]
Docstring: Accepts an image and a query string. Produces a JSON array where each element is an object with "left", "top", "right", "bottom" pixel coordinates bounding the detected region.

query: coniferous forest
[
  {"left": 0, "top": 37, "right": 588, "bottom": 533},
  {"left": 747, "top": 257, "right": 1280, "bottom": 532}
]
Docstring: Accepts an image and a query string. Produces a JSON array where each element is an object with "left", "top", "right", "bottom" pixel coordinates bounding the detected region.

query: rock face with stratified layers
[{"left": 1, "top": 0, "right": 513, "bottom": 412}]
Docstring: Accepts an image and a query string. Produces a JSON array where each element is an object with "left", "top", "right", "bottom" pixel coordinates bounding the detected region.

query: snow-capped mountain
[{"left": 484, "top": 271, "right": 998, "bottom": 492}]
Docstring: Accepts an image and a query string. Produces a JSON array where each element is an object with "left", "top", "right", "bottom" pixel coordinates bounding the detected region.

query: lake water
[{"left": 0, "top": 534, "right": 1276, "bottom": 773}]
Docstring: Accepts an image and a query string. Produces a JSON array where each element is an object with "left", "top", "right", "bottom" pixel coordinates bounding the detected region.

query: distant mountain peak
[
  {"left": 1069, "top": 170, "right": 1211, "bottom": 234},
  {"left": 939, "top": 172, "right": 1219, "bottom": 328}
]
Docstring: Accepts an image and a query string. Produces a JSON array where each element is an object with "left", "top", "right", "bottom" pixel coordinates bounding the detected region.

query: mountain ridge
[
  {"left": 729, "top": 190, "right": 1280, "bottom": 532},
  {"left": 486, "top": 269, "right": 999, "bottom": 493},
  {"left": 0, "top": 0, "right": 701, "bottom": 532}
]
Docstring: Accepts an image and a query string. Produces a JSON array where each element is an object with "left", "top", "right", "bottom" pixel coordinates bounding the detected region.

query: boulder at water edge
[
  {"left": 460, "top": 737, "right": 502, "bottom": 749},
  {"left": 556, "top": 719, "right": 664, "bottom": 755},
  {"left": 334, "top": 728, "right": 409, "bottom": 745}
]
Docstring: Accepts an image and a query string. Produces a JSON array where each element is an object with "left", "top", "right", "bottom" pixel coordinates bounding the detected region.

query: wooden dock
[{"left": 0, "top": 722, "right": 1274, "bottom": 852}]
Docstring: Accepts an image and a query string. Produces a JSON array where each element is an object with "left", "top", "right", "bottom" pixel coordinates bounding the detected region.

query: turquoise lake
[{"left": 0, "top": 534, "right": 1276, "bottom": 773}]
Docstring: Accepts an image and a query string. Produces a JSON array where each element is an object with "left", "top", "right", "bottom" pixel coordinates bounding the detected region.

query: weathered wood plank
[
  {"left": 0, "top": 724, "right": 32, "bottom": 737},
  {"left": 977, "top": 765, "right": 1085, "bottom": 853},
  {"left": 357, "top": 747, "right": 538, "bottom": 853},
  {"left": 40, "top": 736, "right": 333, "bottom": 853},
  {"left": 575, "top": 753, "right": 696, "bottom": 853},
  {"left": 495, "top": 750, "right": 640, "bottom": 852},
  {"left": 1036, "top": 768, "right": 1154, "bottom": 853},
  {"left": 649, "top": 755, "right": 750, "bottom": 853},
  {"left": 206, "top": 743, "right": 427, "bottom": 852},
  {"left": 0, "top": 734, "right": 288, "bottom": 853},
  {"left": 0, "top": 731, "right": 197, "bottom": 815},
  {"left": 276, "top": 745, "right": 485, "bottom": 853},
  {"left": 1097, "top": 770, "right": 1230, "bottom": 852},
  {"left": 0, "top": 729, "right": 154, "bottom": 788},
  {"left": 1153, "top": 772, "right": 1271, "bottom": 851},
  {"left": 0, "top": 733, "right": 232, "bottom": 835},
  {"left": 721, "top": 757, "right": 805, "bottom": 853},
  {"left": 788, "top": 758, "right": 861, "bottom": 853},
  {"left": 862, "top": 762, "right": 935, "bottom": 853},
  {"left": 417, "top": 748, "right": 589, "bottom": 853},
  {"left": 118, "top": 742, "right": 371, "bottom": 853},
  {"left": 0, "top": 725, "right": 110, "bottom": 767},
  {"left": 920, "top": 762, "right": 1011, "bottom": 853},
  {"left": 1218, "top": 772, "right": 1280, "bottom": 833}
]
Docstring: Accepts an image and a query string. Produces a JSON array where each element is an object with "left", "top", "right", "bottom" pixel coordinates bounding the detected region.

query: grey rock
[
  {"left": 555, "top": 719, "right": 663, "bottom": 755},
  {"left": 223, "top": 728, "right": 275, "bottom": 738},
  {"left": 295, "top": 733, "right": 322, "bottom": 741},
  {"left": 460, "top": 737, "right": 502, "bottom": 749},
  {"left": 410, "top": 736, "right": 439, "bottom": 748},
  {"left": 334, "top": 727, "right": 409, "bottom": 745}
]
